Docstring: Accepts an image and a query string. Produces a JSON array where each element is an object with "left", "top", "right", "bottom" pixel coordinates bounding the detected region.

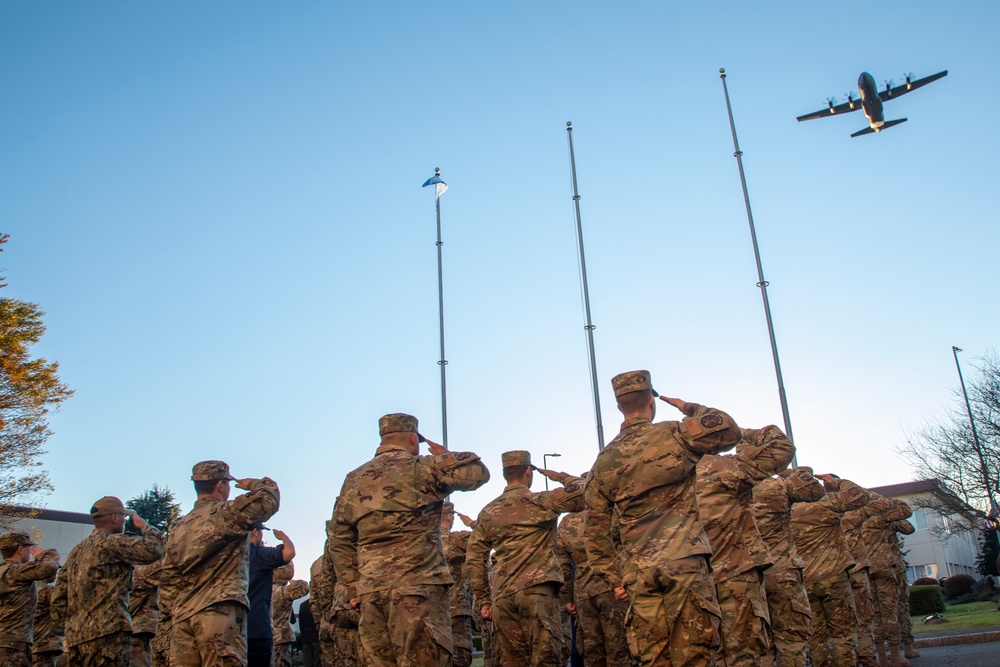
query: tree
[
  {"left": 976, "top": 528, "right": 1000, "bottom": 577},
  {"left": 898, "top": 350, "right": 1000, "bottom": 533},
  {"left": 125, "top": 484, "right": 182, "bottom": 537},
  {"left": 0, "top": 233, "right": 73, "bottom": 526}
]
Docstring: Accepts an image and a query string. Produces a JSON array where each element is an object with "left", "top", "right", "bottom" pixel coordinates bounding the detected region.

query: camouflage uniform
[
  {"left": 861, "top": 496, "right": 913, "bottom": 666},
  {"left": 441, "top": 506, "right": 474, "bottom": 667},
  {"left": 0, "top": 532, "right": 60, "bottom": 667},
  {"left": 32, "top": 583, "right": 64, "bottom": 667},
  {"left": 789, "top": 478, "right": 870, "bottom": 667},
  {"left": 467, "top": 452, "right": 584, "bottom": 667},
  {"left": 129, "top": 560, "right": 162, "bottom": 667},
  {"left": 696, "top": 425, "right": 795, "bottom": 667},
  {"left": 477, "top": 556, "right": 498, "bottom": 667},
  {"left": 272, "top": 578, "right": 310, "bottom": 667},
  {"left": 751, "top": 467, "right": 825, "bottom": 667},
  {"left": 888, "top": 520, "right": 917, "bottom": 656},
  {"left": 841, "top": 501, "right": 878, "bottom": 667},
  {"left": 160, "top": 461, "right": 280, "bottom": 667},
  {"left": 52, "top": 496, "right": 165, "bottom": 667},
  {"left": 329, "top": 413, "right": 490, "bottom": 667},
  {"left": 585, "top": 370, "right": 741, "bottom": 667},
  {"left": 316, "top": 529, "right": 365, "bottom": 667},
  {"left": 556, "top": 511, "right": 632, "bottom": 667}
]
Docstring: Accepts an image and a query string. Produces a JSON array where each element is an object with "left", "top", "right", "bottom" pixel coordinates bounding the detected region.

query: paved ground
[{"left": 907, "top": 642, "right": 1000, "bottom": 666}]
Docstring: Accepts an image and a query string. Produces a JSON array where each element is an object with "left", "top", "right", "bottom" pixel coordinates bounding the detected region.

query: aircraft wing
[
  {"left": 879, "top": 70, "right": 948, "bottom": 102},
  {"left": 796, "top": 99, "right": 862, "bottom": 122}
]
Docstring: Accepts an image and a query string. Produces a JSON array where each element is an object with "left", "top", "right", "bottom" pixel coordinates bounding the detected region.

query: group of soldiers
[{"left": 0, "top": 368, "right": 921, "bottom": 667}]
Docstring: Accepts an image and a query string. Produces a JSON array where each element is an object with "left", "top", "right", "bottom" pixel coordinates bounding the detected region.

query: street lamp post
[{"left": 543, "top": 453, "right": 561, "bottom": 490}]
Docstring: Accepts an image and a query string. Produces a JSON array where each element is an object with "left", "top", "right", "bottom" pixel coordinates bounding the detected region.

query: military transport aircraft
[{"left": 797, "top": 70, "right": 947, "bottom": 137}]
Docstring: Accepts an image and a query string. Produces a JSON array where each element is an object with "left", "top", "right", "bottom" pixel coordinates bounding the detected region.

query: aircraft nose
[{"left": 859, "top": 72, "right": 871, "bottom": 87}]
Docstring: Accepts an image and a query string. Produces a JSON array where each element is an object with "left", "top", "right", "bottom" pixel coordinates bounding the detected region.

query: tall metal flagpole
[
  {"left": 952, "top": 346, "right": 999, "bottom": 519},
  {"left": 424, "top": 168, "right": 449, "bottom": 448},
  {"left": 719, "top": 69, "right": 795, "bottom": 463},
  {"left": 566, "top": 122, "right": 606, "bottom": 451}
]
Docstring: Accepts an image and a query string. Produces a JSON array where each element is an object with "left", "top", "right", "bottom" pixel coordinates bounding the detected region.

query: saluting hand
[
  {"left": 457, "top": 513, "right": 474, "bottom": 528},
  {"left": 425, "top": 439, "right": 449, "bottom": 456},
  {"left": 235, "top": 478, "right": 255, "bottom": 491},
  {"left": 273, "top": 529, "right": 289, "bottom": 542},
  {"left": 126, "top": 510, "right": 148, "bottom": 529},
  {"left": 658, "top": 396, "right": 687, "bottom": 411},
  {"left": 29, "top": 545, "right": 45, "bottom": 559},
  {"left": 533, "top": 468, "right": 559, "bottom": 481}
]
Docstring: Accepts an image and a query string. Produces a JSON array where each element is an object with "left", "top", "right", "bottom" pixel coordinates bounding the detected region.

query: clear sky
[{"left": 2, "top": 2, "right": 997, "bottom": 568}]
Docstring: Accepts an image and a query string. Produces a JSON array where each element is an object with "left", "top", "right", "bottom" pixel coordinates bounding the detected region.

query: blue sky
[{"left": 2, "top": 2, "right": 997, "bottom": 566}]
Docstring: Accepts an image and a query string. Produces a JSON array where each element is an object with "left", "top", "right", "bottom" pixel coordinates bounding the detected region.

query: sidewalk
[{"left": 913, "top": 626, "right": 1000, "bottom": 648}]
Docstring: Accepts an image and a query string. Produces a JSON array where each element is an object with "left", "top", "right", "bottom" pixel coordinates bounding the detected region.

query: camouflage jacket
[
  {"left": 272, "top": 579, "right": 310, "bottom": 645},
  {"left": 466, "top": 474, "right": 585, "bottom": 609},
  {"left": 696, "top": 425, "right": 795, "bottom": 583},
  {"left": 32, "top": 583, "right": 64, "bottom": 654},
  {"left": 888, "top": 519, "right": 915, "bottom": 570},
  {"left": 556, "top": 510, "right": 609, "bottom": 604},
  {"left": 0, "top": 548, "right": 58, "bottom": 643},
  {"left": 160, "top": 478, "right": 280, "bottom": 623},
  {"left": 790, "top": 478, "right": 870, "bottom": 586},
  {"left": 53, "top": 525, "right": 165, "bottom": 647},
  {"left": 861, "top": 497, "right": 913, "bottom": 573},
  {"left": 584, "top": 403, "right": 741, "bottom": 589},
  {"left": 841, "top": 503, "right": 876, "bottom": 573},
  {"left": 129, "top": 560, "right": 162, "bottom": 635},
  {"left": 319, "top": 518, "right": 360, "bottom": 628},
  {"left": 751, "top": 469, "right": 824, "bottom": 572},
  {"left": 443, "top": 530, "right": 473, "bottom": 618},
  {"left": 330, "top": 445, "right": 489, "bottom": 598}
]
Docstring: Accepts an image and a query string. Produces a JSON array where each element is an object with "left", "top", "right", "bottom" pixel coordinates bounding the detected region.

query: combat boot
[
  {"left": 903, "top": 643, "right": 921, "bottom": 658},
  {"left": 875, "top": 643, "right": 889, "bottom": 667},
  {"left": 888, "top": 643, "right": 909, "bottom": 667}
]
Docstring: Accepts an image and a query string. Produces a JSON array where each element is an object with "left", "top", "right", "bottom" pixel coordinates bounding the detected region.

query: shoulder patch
[
  {"left": 564, "top": 483, "right": 580, "bottom": 493},
  {"left": 701, "top": 414, "right": 723, "bottom": 428},
  {"left": 455, "top": 452, "right": 471, "bottom": 460}
]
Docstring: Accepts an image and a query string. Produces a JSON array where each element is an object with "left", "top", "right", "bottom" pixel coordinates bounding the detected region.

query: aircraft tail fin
[{"left": 851, "top": 118, "right": 908, "bottom": 138}]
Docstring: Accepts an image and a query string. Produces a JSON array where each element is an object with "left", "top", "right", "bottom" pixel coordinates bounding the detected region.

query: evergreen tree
[
  {"left": 126, "top": 484, "right": 182, "bottom": 537},
  {"left": 976, "top": 528, "right": 1000, "bottom": 577}
]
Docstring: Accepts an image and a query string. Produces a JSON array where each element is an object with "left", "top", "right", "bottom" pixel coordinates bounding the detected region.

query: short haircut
[
  {"left": 503, "top": 465, "right": 530, "bottom": 483},
  {"left": 194, "top": 479, "right": 220, "bottom": 496},
  {"left": 0, "top": 546, "right": 18, "bottom": 559},
  {"left": 617, "top": 388, "right": 652, "bottom": 414}
]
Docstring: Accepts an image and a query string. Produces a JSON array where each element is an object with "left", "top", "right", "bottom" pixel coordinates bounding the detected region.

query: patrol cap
[
  {"left": 779, "top": 465, "right": 814, "bottom": 478},
  {"left": 611, "top": 370, "right": 659, "bottom": 398},
  {"left": 191, "top": 460, "right": 238, "bottom": 482},
  {"left": 501, "top": 450, "right": 532, "bottom": 468},
  {"left": 0, "top": 531, "right": 36, "bottom": 550},
  {"left": 442, "top": 501, "right": 455, "bottom": 514},
  {"left": 90, "top": 496, "right": 127, "bottom": 517},
  {"left": 251, "top": 523, "right": 270, "bottom": 531},
  {"left": 379, "top": 413, "right": 426, "bottom": 443}
]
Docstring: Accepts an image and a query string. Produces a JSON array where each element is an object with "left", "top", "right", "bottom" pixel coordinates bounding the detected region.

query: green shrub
[
  {"left": 942, "top": 574, "right": 976, "bottom": 599},
  {"left": 910, "top": 585, "right": 946, "bottom": 615},
  {"left": 912, "top": 577, "right": 940, "bottom": 586}
]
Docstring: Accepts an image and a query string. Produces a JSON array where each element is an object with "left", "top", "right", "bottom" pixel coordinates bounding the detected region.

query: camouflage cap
[
  {"left": 442, "top": 500, "right": 455, "bottom": 514},
  {"left": 0, "top": 531, "right": 36, "bottom": 550},
  {"left": 191, "top": 460, "right": 238, "bottom": 482},
  {"left": 90, "top": 496, "right": 127, "bottom": 517},
  {"left": 501, "top": 450, "right": 532, "bottom": 468},
  {"left": 779, "top": 465, "right": 814, "bottom": 478},
  {"left": 611, "top": 370, "right": 659, "bottom": 398},
  {"left": 378, "top": 413, "right": 426, "bottom": 443}
]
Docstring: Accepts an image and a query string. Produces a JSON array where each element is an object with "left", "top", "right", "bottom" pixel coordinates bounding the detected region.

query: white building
[
  {"left": 868, "top": 479, "right": 983, "bottom": 583},
  {"left": 0, "top": 506, "right": 94, "bottom": 558}
]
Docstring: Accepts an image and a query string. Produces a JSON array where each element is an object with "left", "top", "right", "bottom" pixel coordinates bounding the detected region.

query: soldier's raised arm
[
  {"left": 818, "top": 476, "right": 871, "bottom": 513},
  {"left": 735, "top": 425, "right": 796, "bottom": 482},
  {"left": 532, "top": 469, "right": 586, "bottom": 513},
  {"left": 219, "top": 476, "right": 280, "bottom": 533},
  {"left": 283, "top": 579, "right": 310, "bottom": 601},
  {"left": 891, "top": 519, "right": 916, "bottom": 536},
  {"left": 106, "top": 516, "right": 165, "bottom": 565},
  {"left": 664, "top": 397, "right": 742, "bottom": 457},
  {"left": 422, "top": 439, "right": 491, "bottom": 494},
  {"left": 782, "top": 467, "right": 826, "bottom": 503},
  {"left": 863, "top": 496, "right": 912, "bottom": 530}
]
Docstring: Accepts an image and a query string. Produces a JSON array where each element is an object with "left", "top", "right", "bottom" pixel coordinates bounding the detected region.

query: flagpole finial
[
  {"left": 566, "top": 121, "right": 572, "bottom": 127},
  {"left": 719, "top": 68, "right": 726, "bottom": 79},
  {"left": 435, "top": 167, "right": 440, "bottom": 175}
]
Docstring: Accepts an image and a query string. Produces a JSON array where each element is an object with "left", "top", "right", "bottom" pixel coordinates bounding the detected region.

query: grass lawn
[
  {"left": 471, "top": 659, "right": 484, "bottom": 667},
  {"left": 911, "top": 600, "right": 1000, "bottom": 635}
]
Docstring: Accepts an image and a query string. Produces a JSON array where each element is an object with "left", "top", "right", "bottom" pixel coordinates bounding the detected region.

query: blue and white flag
[{"left": 422, "top": 174, "right": 448, "bottom": 199}]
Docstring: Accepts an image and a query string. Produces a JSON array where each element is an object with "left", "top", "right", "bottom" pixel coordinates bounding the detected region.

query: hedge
[
  {"left": 942, "top": 574, "right": 976, "bottom": 599},
  {"left": 910, "top": 585, "right": 946, "bottom": 615}
]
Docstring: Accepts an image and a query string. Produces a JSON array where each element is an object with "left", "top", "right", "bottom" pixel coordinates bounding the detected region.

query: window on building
[
  {"left": 906, "top": 563, "right": 938, "bottom": 583},
  {"left": 912, "top": 510, "right": 928, "bottom": 531}
]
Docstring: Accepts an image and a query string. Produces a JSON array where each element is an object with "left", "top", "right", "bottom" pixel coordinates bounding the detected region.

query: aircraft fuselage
[{"left": 857, "top": 72, "right": 885, "bottom": 131}]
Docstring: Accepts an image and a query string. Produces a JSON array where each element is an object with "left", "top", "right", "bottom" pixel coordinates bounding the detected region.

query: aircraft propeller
[
  {"left": 883, "top": 79, "right": 895, "bottom": 97},
  {"left": 844, "top": 92, "right": 857, "bottom": 109},
  {"left": 826, "top": 96, "right": 837, "bottom": 111},
  {"left": 902, "top": 72, "right": 914, "bottom": 90}
]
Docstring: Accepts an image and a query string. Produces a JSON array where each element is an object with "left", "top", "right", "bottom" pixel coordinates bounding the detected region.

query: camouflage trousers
[
  {"left": 849, "top": 570, "right": 878, "bottom": 667},
  {"left": 805, "top": 572, "right": 857, "bottom": 667},
  {"left": 623, "top": 556, "right": 721, "bottom": 667},
  {"left": 151, "top": 626, "right": 171, "bottom": 667},
  {"left": 359, "top": 584, "right": 452, "bottom": 667},
  {"left": 576, "top": 589, "right": 633, "bottom": 667},
  {"left": 0, "top": 642, "right": 33, "bottom": 667},
  {"left": 476, "top": 613, "right": 495, "bottom": 667},
  {"left": 32, "top": 650, "right": 62, "bottom": 667},
  {"left": 762, "top": 568, "right": 811, "bottom": 667},
  {"left": 715, "top": 569, "right": 770, "bottom": 667},
  {"left": 895, "top": 566, "right": 913, "bottom": 644},
  {"left": 560, "top": 610, "right": 572, "bottom": 667},
  {"left": 67, "top": 631, "right": 131, "bottom": 667},
  {"left": 868, "top": 568, "right": 901, "bottom": 645},
  {"left": 274, "top": 643, "right": 292, "bottom": 667},
  {"left": 492, "top": 583, "right": 563, "bottom": 667},
  {"left": 131, "top": 632, "right": 153, "bottom": 667},
  {"left": 449, "top": 615, "right": 473, "bottom": 667},
  {"left": 171, "top": 601, "right": 249, "bottom": 667},
  {"left": 320, "top": 618, "right": 364, "bottom": 666}
]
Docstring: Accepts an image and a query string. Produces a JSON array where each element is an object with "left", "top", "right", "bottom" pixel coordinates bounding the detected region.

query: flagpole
[
  {"left": 719, "top": 69, "right": 796, "bottom": 464},
  {"left": 432, "top": 168, "right": 449, "bottom": 448},
  {"left": 566, "top": 122, "right": 606, "bottom": 451}
]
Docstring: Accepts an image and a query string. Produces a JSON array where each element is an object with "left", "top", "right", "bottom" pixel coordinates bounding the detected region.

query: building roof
[
  {"left": 868, "top": 479, "right": 943, "bottom": 498},
  {"left": 0, "top": 506, "right": 94, "bottom": 525}
]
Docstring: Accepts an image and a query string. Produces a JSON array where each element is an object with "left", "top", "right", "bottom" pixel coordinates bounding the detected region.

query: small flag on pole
[{"left": 422, "top": 172, "right": 448, "bottom": 199}]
